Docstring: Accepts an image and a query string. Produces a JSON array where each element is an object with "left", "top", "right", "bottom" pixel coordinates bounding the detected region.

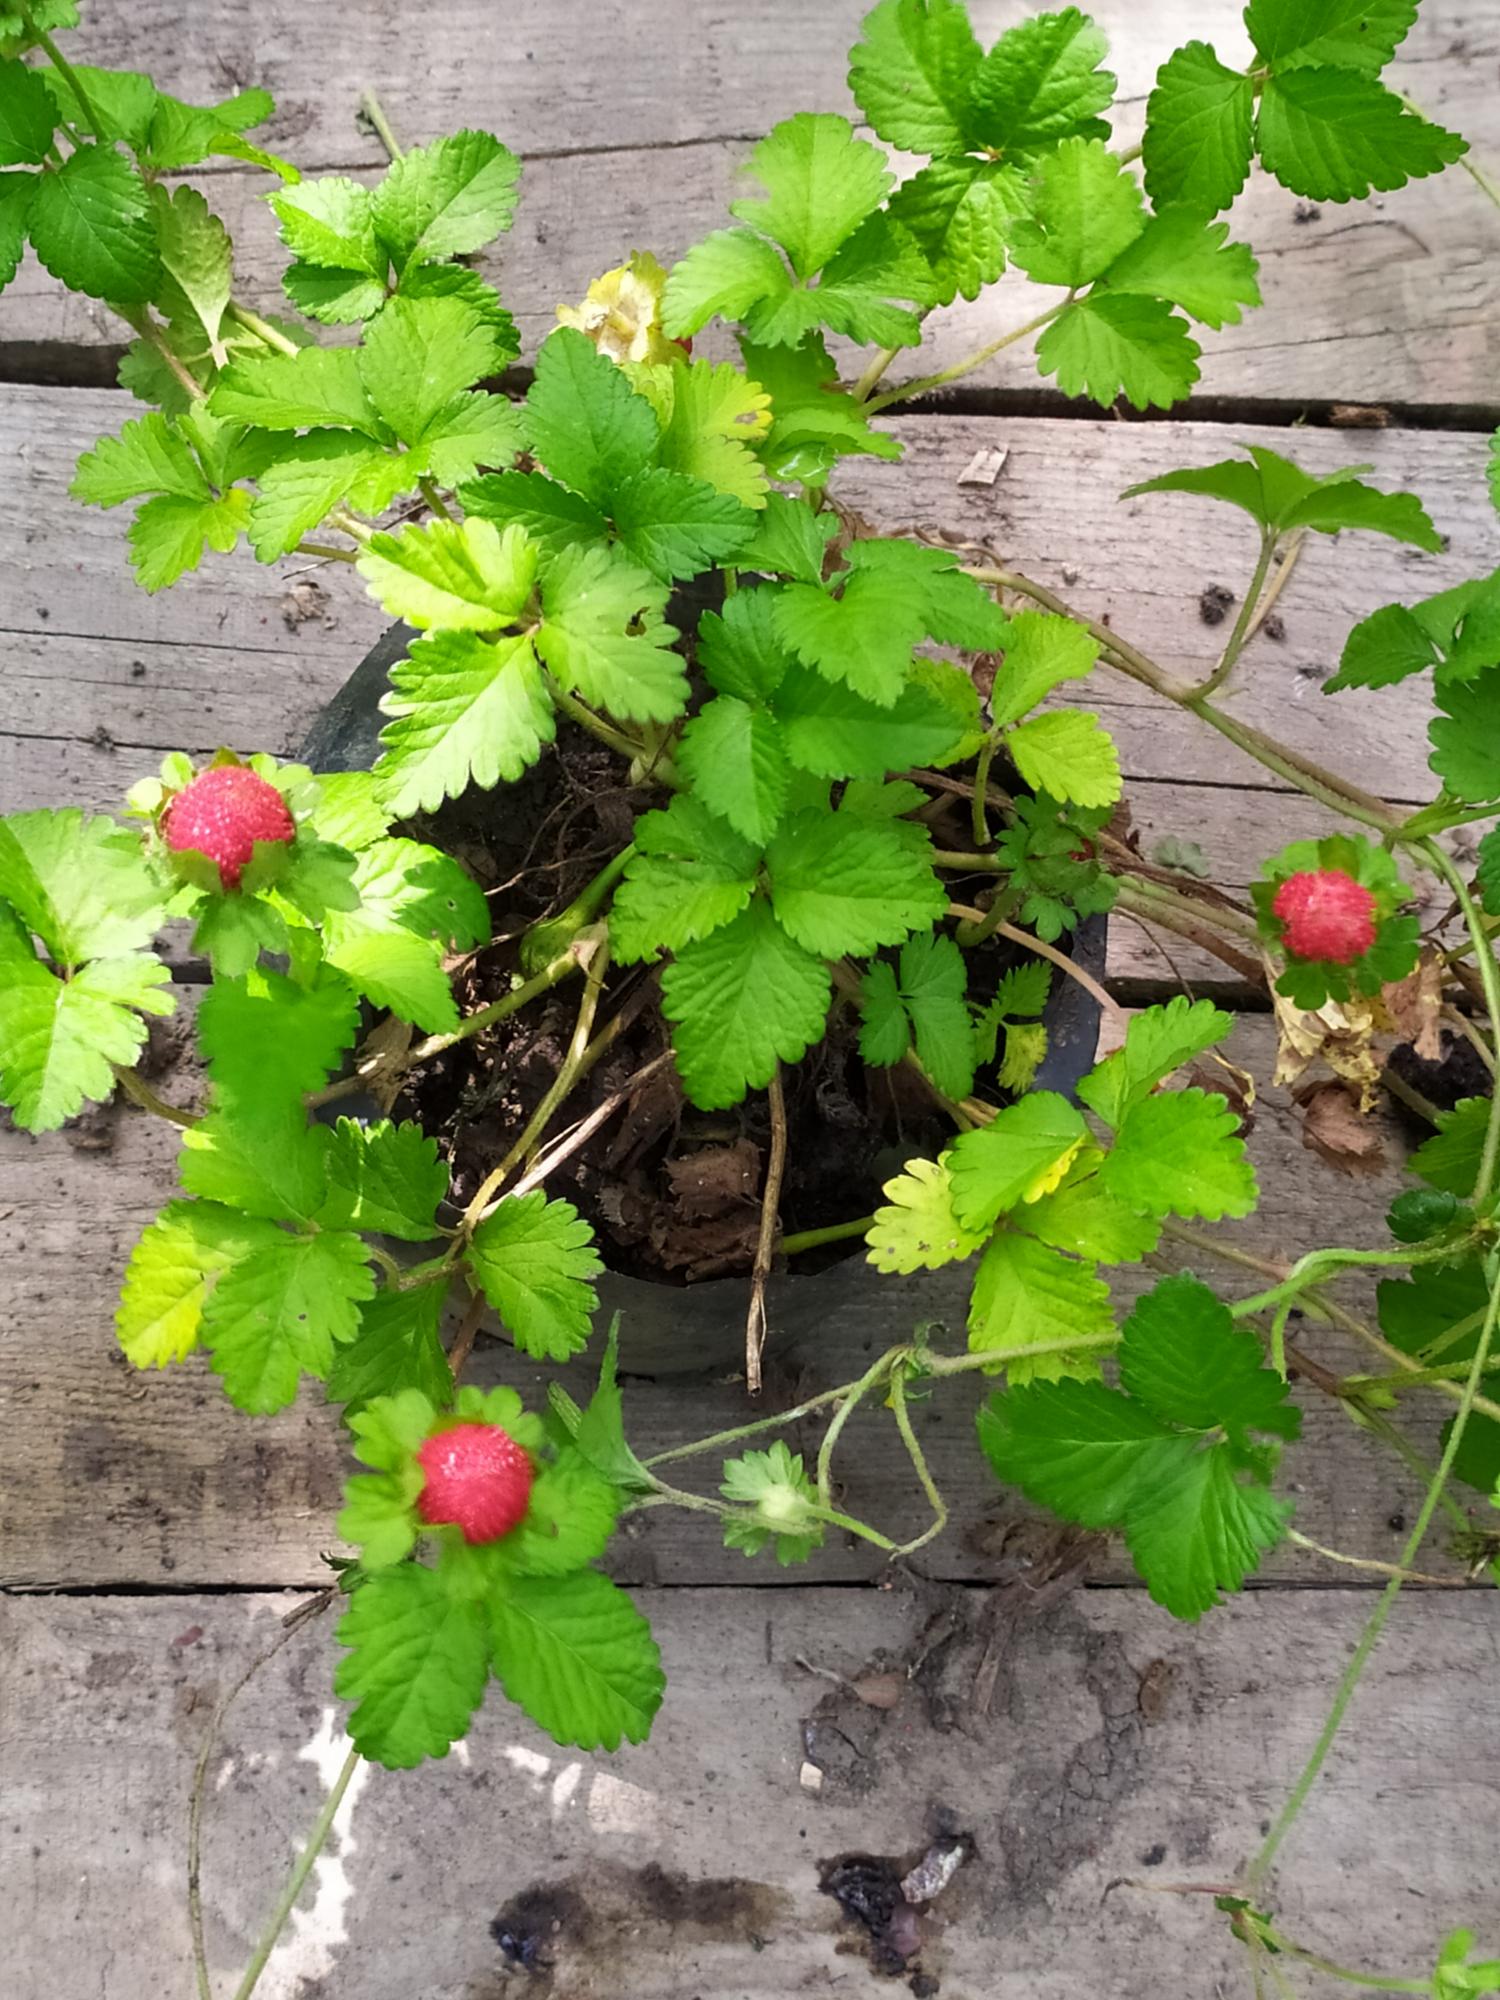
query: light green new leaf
[
  {"left": 180, "top": 1095, "right": 329, "bottom": 1224},
  {"left": 535, "top": 543, "right": 686, "bottom": 723},
  {"left": 419, "top": 392, "right": 524, "bottom": 488},
  {"left": 767, "top": 810, "right": 945, "bottom": 958},
  {"left": 1078, "top": 995, "right": 1233, "bottom": 1127},
  {"left": 128, "top": 489, "right": 250, "bottom": 591},
  {"left": 525, "top": 325, "right": 660, "bottom": 506},
  {"left": 71, "top": 410, "right": 208, "bottom": 509},
  {"left": 0, "top": 807, "right": 168, "bottom": 961},
  {"left": 358, "top": 293, "right": 503, "bottom": 444},
  {"left": 1256, "top": 69, "right": 1465, "bottom": 203},
  {"left": 866, "top": 1155, "right": 986, "bottom": 1274},
  {"left": 1142, "top": 41, "right": 1255, "bottom": 214},
  {"left": 0, "top": 952, "right": 171, "bottom": 1130},
  {"left": 489, "top": 1569, "right": 662, "bottom": 1750},
  {"left": 357, "top": 517, "right": 537, "bottom": 631},
  {"left": 609, "top": 794, "right": 759, "bottom": 963},
  {"left": 642, "top": 352, "right": 773, "bottom": 507},
  {"left": 1124, "top": 444, "right": 1443, "bottom": 549},
  {"left": 660, "top": 228, "right": 792, "bottom": 340},
  {"left": 660, "top": 900, "right": 832, "bottom": 1108},
  {"left": 989, "top": 611, "right": 1099, "bottom": 726},
  {"left": 887, "top": 155, "right": 1022, "bottom": 308},
  {"left": 317, "top": 1118, "right": 449, "bottom": 1241},
  {"left": 1014, "top": 1157, "right": 1163, "bottom": 1262},
  {"left": 248, "top": 432, "right": 384, "bottom": 561},
  {"left": 1008, "top": 708, "right": 1121, "bottom": 808},
  {"left": 336, "top": 1562, "right": 491, "bottom": 1768},
  {"left": 196, "top": 965, "right": 359, "bottom": 1104},
  {"left": 376, "top": 629, "right": 554, "bottom": 815},
  {"left": 1104, "top": 209, "right": 1261, "bottom": 330},
  {"left": 271, "top": 175, "right": 383, "bottom": 274},
  {"left": 328, "top": 1284, "right": 453, "bottom": 1415},
  {"left": 847, "top": 0, "right": 981, "bottom": 155},
  {"left": 1008, "top": 137, "right": 1144, "bottom": 290},
  {"left": 969, "top": 5, "right": 1116, "bottom": 156},
  {"left": 210, "top": 345, "right": 384, "bottom": 435},
  {"left": 676, "top": 696, "right": 791, "bottom": 847},
  {"left": 205, "top": 1228, "right": 375, "bottom": 1413},
  {"left": 730, "top": 112, "right": 892, "bottom": 279},
  {"left": 372, "top": 128, "right": 520, "bottom": 268},
  {"left": 1037, "top": 293, "right": 1200, "bottom": 411},
  {"left": 28, "top": 142, "right": 158, "bottom": 302},
  {"left": 967, "top": 1230, "right": 1113, "bottom": 1382},
  {"left": 467, "top": 1190, "right": 604, "bottom": 1361},
  {"left": 151, "top": 183, "right": 232, "bottom": 364},
  {"left": 1101, "top": 1087, "right": 1257, "bottom": 1221},
  {"left": 116, "top": 1198, "right": 279, "bottom": 1368},
  {"left": 948, "top": 1091, "right": 1088, "bottom": 1232}
]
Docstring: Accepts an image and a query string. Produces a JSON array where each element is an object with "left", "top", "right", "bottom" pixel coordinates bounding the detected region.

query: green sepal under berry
[
  {"left": 1252, "top": 834, "right": 1420, "bottom": 1006},
  {"left": 721, "top": 1441, "right": 825, "bottom": 1565}
]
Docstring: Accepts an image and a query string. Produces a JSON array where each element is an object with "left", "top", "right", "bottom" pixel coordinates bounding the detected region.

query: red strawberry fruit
[
  {"left": 1271, "top": 868, "right": 1378, "bottom": 965},
  {"left": 164, "top": 765, "right": 296, "bottom": 890},
  {"left": 416, "top": 1421, "right": 534, "bottom": 1543}
]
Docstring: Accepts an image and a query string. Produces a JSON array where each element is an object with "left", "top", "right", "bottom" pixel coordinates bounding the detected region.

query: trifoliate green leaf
[
  {"left": 71, "top": 410, "right": 208, "bottom": 509},
  {"left": 1008, "top": 707, "right": 1120, "bottom": 809},
  {"left": 865, "top": 1155, "right": 986, "bottom": 1274},
  {"left": 859, "top": 931, "right": 975, "bottom": 1098},
  {"left": 767, "top": 809, "right": 945, "bottom": 958},
  {"left": 371, "top": 128, "right": 520, "bottom": 269},
  {"left": 1008, "top": 137, "right": 1144, "bottom": 290},
  {"left": 467, "top": 1190, "right": 603, "bottom": 1362},
  {"left": 969, "top": 5, "right": 1116, "bottom": 156},
  {"left": 284, "top": 260, "right": 389, "bottom": 325},
  {"left": 1037, "top": 293, "right": 1200, "bottom": 411},
  {"left": 337, "top": 1562, "right": 491, "bottom": 1768},
  {"left": 525, "top": 326, "right": 660, "bottom": 505},
  {"left": 660, "top": 899, "right": 832, "bottom": 1108},
  {"left": 28, "top": 142, "right": 158, "bottom": 302},
  {"left": 845, "top": 537, "right": 1010, "bottom": 648},
  {"left": 773, "top": 568, "right": 925, "bottom": 708},
  {"left": 1429, "top": 669, "right": 1500, "bottom": 804},
  {"left": 1013, "top": 1156, "right": 1163, "bottom": 1262},
  {"left": 0, "top": 952, "right": 171, "bottom": 1131},
  {"left": 206, "top": 1228, "right": 375, "bottom": 1413},
  {"left": 948, "top": 1092, "right": 1088, "bottom": 1231},
  {"left": 1256, "top": 70, "right": 1465, "bottom": 203},
  {"left": 609, "top": 466, "right": 755, "bottom": 582},
  {"left": 847, "top": 0, "right": 982, "bottom": 155},
  {"left": 1124, "top": 443, "right": 1443, "bottom": 549},
  {"left": 328, "top": 1284, "right": 453, "bottom": 1415},
  {"left": 496, "top": 1446, "right": 619, "bottom": 1579},
  {"left": 732, "top": 111, "right": 892, "bottom": 279},
  {"left": 986, "top": 960, "right": 1053, "bottom": 1021},
  {"left": 488, "top": 1569, "right": 663, "bottom": 1751},
  {"left": 1103, "top": 209, "right": 1261, "bottom": 330},
  {"left": 376, "top": 629, "right": 554, "bottom": 816},
  {"left": 357, "top": 518, "right": 536, "bottom": 632},
  {"left": 968, "top": 1230, "right": 1112, "bottom": 1382},
  {"left": 1120, "top": 1274, "right": 1300, "bottom": 1445},
  {"left": 989, "top": 611, "right": 1098, "bottom": 726},
  {"left": 0, "top": 807, "right": 168, "bottom": 961},
  {"left": 127, "top": 488, "right": 250, "bottom": 590},
  {"left": 210, "top": 344, "right": 383, "bottom": 435},
  {"left": 1246, "top": 0, "right": 1418, "bottom": 74},
  {"left": 886, "top": 156, "right": 1023, "bottom": 306},
  {"left": 676, "top": 696, "right": 791, "bottom": 847},
  {"left": 1142, "top": 41, "right": 1255, "bottom": 214},
  {"left": 116, "top": 1198, "right": 277, "bottom": 1368},
  {"left": 317, "top": 1118, "right": 449, "bottom": 1241},
  {"left": 1078, "top": 996, "right": 1234, "bottom": 1127},
  {"left": 536, "top": 543, "right": 686, "bottom": 723},
  {"left": 397, "top": 263, "right": 519, "bottom": 372},
  {"left": 357, "top": 293, "right": 503, "bottom": 445},
  {"left": 0, "top": 55, "right": 55, "bottom": 163},
  {"left": 247, "top": 432, "right": 384, "bottom": 561},
  {"left": 1408, "top": 1097, "right": 1490, "bottom": 1198},
  {"left": 613, "top": 793, "right": 761, "bottom": 961},
  {"left": 1101, "top": 1087, "right": 1257, "bottom": 1221},
  {"left": 742, "top": 334, "right": 902, "bottom": 480},
  {"left": 720, "top": 1440, "right": 824, "bottom": 1564},
  {"left": 271, "top": 174, "right": 382, "bottom": 275},
  {"left": 457, "top": 468, "right": 607, "bottom": 565}
]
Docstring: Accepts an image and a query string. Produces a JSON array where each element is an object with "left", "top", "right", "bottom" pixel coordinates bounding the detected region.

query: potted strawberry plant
[{"left": 2, "top": 2, "right": 1498, "bottom": 1994}]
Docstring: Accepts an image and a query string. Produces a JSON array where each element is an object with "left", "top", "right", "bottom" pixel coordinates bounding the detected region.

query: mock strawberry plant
[{"left": 3, "top": 2, "right": 1499, "bottom": 1993}]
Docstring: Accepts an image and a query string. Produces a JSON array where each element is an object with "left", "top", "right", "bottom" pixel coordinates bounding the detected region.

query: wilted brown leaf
[
  {"left": 1271, "top": 983, "right": 1384, "bottom": 1109},
  {"left": 1383, "top": 953, "right": 1445, "bottom": 1063},
  {"left": 1294, "top": 1080, "right": 1388, "bottom": 1177}
]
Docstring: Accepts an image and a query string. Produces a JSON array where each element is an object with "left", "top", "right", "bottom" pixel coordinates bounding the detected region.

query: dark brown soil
[{"left": 393, "top": 723, "right": 1053, "bottom": 1285}]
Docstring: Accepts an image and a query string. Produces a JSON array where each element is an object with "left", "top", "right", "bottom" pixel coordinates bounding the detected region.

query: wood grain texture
[
  {"left": 0, "top": 1007, "right": 1478, "bottom": 1590},
  {"left": 7, "top": 1584, "right": 1499, "bottom": 1999},
  {"left": 1, "top": 2, "right": 1496, "bottom": 408}
]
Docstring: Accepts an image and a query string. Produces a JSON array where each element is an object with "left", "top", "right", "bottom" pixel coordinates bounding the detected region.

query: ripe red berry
[
  {"left": 163, "top": 765, "right": 296, "bottom": 890},
  {"left": 416, "top": 1422, "right": 534, "bottom": 1544},
  {"left": 1271, "top": 868, "right": 1378, "bottom": 965}
]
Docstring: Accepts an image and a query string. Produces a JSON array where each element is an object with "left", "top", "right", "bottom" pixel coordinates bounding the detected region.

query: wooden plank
[
  {"left": 2, "top": 3, "right": 1495, "bottom": 408},
  {"left": 7, "top": 1585, "right": 1499, "bottom": 1998},
  {"left": 0, "top": 1009, "right": 1475, "bottom": 1590}
]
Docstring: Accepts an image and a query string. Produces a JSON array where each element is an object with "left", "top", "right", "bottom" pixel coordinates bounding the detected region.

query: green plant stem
[
  {"left": 1286, "top": 1528, "right": 1454, "bottom": 1588},
  {"left": 941, "top": 893, "right": 1125, "bottom": 1024},
  {"left": 816, "top": 1352, "right": 893, "bottom": 1508},
  {"left": 1230, "top": 1241, "right": 1455, "bottom": 1319},
  {"left": 779, "top": 1214, "right": 877, "bottom": 1256},
  {"left": 294, "top": 541, "right": 359, "bottom": 563},
  {"left": 863, "top": 302, "right": 1069, "bottom": 415},
  {"left": 970, "top": 736, "right": 998, "bottom": 848},
  {"left": 1249, "top": 1256, "right": 1500, "bottom": 1887},
  {"left": 27, "top": 18, "right": 103, "bottom": 131},
  {"left": 1192, "top": 529, "right": 1275, "bottom": 699},
  {"left": 1413, "top": 838, "right": 1500, "bottom": 1207},
  {"left": 230, "top": 1744, "right": 362, "bottom": 2000},
  {"left": 325, "top": 506, "right": 373, "bottom": 544},
  {"left": 809, "top": 1502, "right": 899, "bottom": 1551},
  {"left": 851, "top": 345, "right": 899, "bottom": 403},
  {"left": 522, "top": 846, "right": 635, "bottom": 966},
  {"left": 418, "top": 475, "right": 454, "bottom": 521},
  {"left": 888, "top": 1371, "right": 948, "bottom": 1556},
  {"left": 953, "top": 882, "right": 1021, "bottom": 949},
  {"left": 643, "top": 1381, "right": 858, "bottom": 1468},
  {"left": 545, "top": 679, "right": 653, "bottom": 763},
  {"left": 228, "top": 302, "right": 303, "bottom": 358},
  {"left": 358, "top": 88, "right": 405, "bottom": 160},
  {"left": 117, "top": 308, "right": 208, "bottom": 404},
  {"left": 112, "top": 1062, "right": 198, "bottom": 1128}
]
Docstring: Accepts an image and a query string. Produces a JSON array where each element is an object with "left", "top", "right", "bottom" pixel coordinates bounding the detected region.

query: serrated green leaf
[
  {"left": 1104, "top": 209, "right": 1261, "bottom": 331},
  {"left": 847, "top": 0, "right": 982, "bottom": 155},
  {"left": 488, "top": 1568, "right": 662, "bottom": 1751},
  {"left": 536, "top": 543, "right": 686, "bottom": 723},
  {"left": 328, "top": 1284, "right": 452, "bottom": 1414},
  {"left": 116, "top": 1198, "right": 277, "bottom": 1368},
  {"left": 1120, "top": 1274, "right": 1300, "bottom": 1443},
  {"left": 1125, "top": 444, "right": 1442, "bottom": 549},
  {"left": 458, "top": 468, "right": 608, "bottom": 564},
  {"left": 660, "top": 899, "right": 832, "bottom": 1108},
  {"left": 1078, "top": 996, "right": 1234, "bottom": 1128},
  {"left": 357, "top": 292, "right": 503, "bottom": 446},
  {"left": 869, "top": 931, "right": 975, "bottom": 1098},
  {"left": 0, "top": 169, "right": 36, "bottom": 289},
  {"left": 1009, "top": 137, "right": 1144, "bottom": 290},
  {"left": 1008, "top": 708, "right": 1121, "bottom": 808},
  {"left": 205, "top": 1228, "right": 375, "bottom": 1413},
  {"left": 0, "top": 55, "right": 56, "bottom": 164},
  {"left": 317, "top": 1118, "right": 449, "bottom": 1241},
  {"left": 697, "top": 587, "right": 793, "bottom": 701},
  {"left": 1408, "top": 1097, "right": 1490, "bottom": 1197},
  {"left": 721, "top": 1439, "right": 824, "bottom": 1565},
  {"left": 0, "top": 807, "right": 168, "bottom": 962},
  {"left": 767, "top": 809, "right": 945, "bottom": 958},
  {"left": 773, "top": 568, "right": 925, "bottom": 708},
  {"left": 1246, "top": 0, "right": 1418, "bottom": 73},
  {"left": 210, "top": 343, "right": 383, "bottom": 435},
  {"left": 997, "top": 1019, "right": 1048, "bottom": 1093},
  {"left": 968, "top": 1230, "right": 1113, "bottom": 1382},
  {"left": 127, "top": 488, "right": 249, "bottom": 591},
  {"left": 525, "top": 325, "right": 660, "bottom": 505},
  {"left": 948, "top": 1092, "right": 1088, "bottom": 1231},
  {"left": 660, "top": 227, "right": 793, "bottom": 339},
  {"left": 978, "top": 1377, "right": 1180, "bottom": 1528},
  {"left": 151, "top": 182, "right": 232, "bottom": 365},
  {"left": 396, "top": 263, "right": 520, "bottom": 372},
  {"left": 886, "top": 156, "right": 1023, "bottom": 306},
  {"left": 315, "top": 835, "right": 481, "bottom": 1031},
  {"left": 0, "top": 953, "right": 171, "bottom": 1131},
  {"left": 360, "top": 517, "right": 535, "bottom": 631},
  {"left": 272, "top": 174, "right": 382, "bottom": 275},
  {"left": 180, "top": 1094, "right": 329, "bottom": 1223},
  {"left": 283, "top": 260, "right": 388, "bottom": 326},
  {"left": 989, "top": 611, "right": 1098, "bottom": 727},
  {"left": 845, "top": 537, "right": 1010, "bottom": 648},
  {"left": 418, "top": 392, "right": 524, "bottom": 489},
  {"left": 610, "top": 465, "right": 754, "bottom": 582},
  {"left": 736, "top": 491, "right": 837, "bottom": 585},
  {"left": 336, "top": 1562, "right": 491, "bottom": 1768},
  {"left": 609, "top": 794, "right": 758, "bottom": 962},
  {"left": 676, "top": 696, "right": 791, "bottom": 847},
  {"left": 1125, "top": 1444, "right": 1291, "bottom": 1619},
  {"left": 1037, "top": 292, "right": 1200, "bottom": 411},
  {"left": 28, "top": 142, "right": 158, "bottom": 302},
  {"left": 467, "top": 1189, "right": 603, "bottom": 1361},
  {"left": 1014, "top": 1157, "right": 1163, "bottom": 1262},
  {"left": 196, "top": 965, "right": 359, "bottom": 1104},
  {"left": 372, "top": 128, "right": 520, "bottom": 269},
  {"left": 1257, "top": 69, "right": 1465, "bottom": 203},
  {"left": 1325, "top": 601, "right": 1441, "bottom": 695},
  {"left": 1429, "top": 670, "right": 1500, "bottom": 804},
  {"left": 1142, "top": 41, "right": 1255, "bottom": 214},
  {"left": 247, "top": 432, "right": 383, "bottom": 561},
  {"left": 970, "top": 6, "right": 1116, "bottom": 156},
  {"left": 375, "top": 628, "right": 554, "bottom": 815},
  {"left": 1101, "top": 1087, "right": 1258, "bottom": 1221},
  {"left": 742, "top": 334, "right": 901, "bottom": 480},
  {"left": 778, "top": 664, "right": 968, "bottom": 778},
  {"left": 731, "top": 112, "right": 892, "bottom": 279},
  {"left": 866, "top": 1155, "right": 986, "bottom": 1274}
]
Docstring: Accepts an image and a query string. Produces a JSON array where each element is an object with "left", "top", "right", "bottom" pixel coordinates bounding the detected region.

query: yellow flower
[{"left": 556, "top": 252, "right": 679, "bottom": 366}]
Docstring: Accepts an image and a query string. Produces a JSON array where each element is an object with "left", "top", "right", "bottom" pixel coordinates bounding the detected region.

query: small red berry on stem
[
  {"left": 416, "top": 1422, "right": 534, "bottom": 1544},
  {"left": 1271, "top": 868, "right": 1377, "bottom": 965},
  {"left": 163, "top": 765, "right": 296, "bottom": 890}
]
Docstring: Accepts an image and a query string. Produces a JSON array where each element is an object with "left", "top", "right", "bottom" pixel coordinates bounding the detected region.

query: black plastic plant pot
[{"left": 301, "top": 619, "right": 1107, "bottom": 1378}]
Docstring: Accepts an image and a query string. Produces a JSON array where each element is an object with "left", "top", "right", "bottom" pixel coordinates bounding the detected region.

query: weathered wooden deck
[{"left": 3, "top": 4, "right": 1500, "bottom": 1996}]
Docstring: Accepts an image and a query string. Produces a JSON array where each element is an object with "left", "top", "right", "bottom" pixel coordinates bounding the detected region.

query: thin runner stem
[
  {"left": 230, "top": 1745, "right": 363, "bottom": 2000},
  {"left": 746, "top": 1065, "right": 788, "bottom": 1396},
  {"left": 359, "top": 88, "right": 405, "bottom": 160},
  {"left": 113, "top": 1062, "right": 198, "bottom": 1128},
  {"left": 863, "top": 302, "right": 1070, "bottom": 415},
  {"left": 1193, "top": 529, "right": 1276, "bottom": 699}
]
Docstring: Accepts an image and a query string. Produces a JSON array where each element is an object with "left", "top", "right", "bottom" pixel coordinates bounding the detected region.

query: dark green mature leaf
[
  {"left": 1409, "top": 1098, "right": 1491, "bottom": 1198},
  {"left": 847, "top": 0, "right": 982, "bottom": 155},
  {"left": 29, "top": 142, "right": 158, "bottom": 301},
  {"left": 1125, "top": 444, "right": 1442, "bottom": 549},
  {"left": 1120, "top": 1274, "right": 1300, "bottom": 1445},
  {"left": 766, "top": 808, "right": 945, "bottom": 957},
  {"left": 496, "top": 1446, "right": 619, "bottom": 1579},
  {"left": 1325, "top": 601, "right": 1442, "bottom": 695},
  {"left": 859, "top": 931, "right": 974, "bottom": 1099},
  {"left": 488, "top": 1569, "right": 663, "bottom": 1750},
  {"left": 1256, "top": 69, "right": 1465, "bottom": 203},
  {"left": 196, "top": 964, "right": 359, "bottom": 1104},
  {"left": 1429, "top": 669, "right": 1500, "bottom": 804},
  {"left": 327, "top": 1284, "right": 453, "bottom": 1414},
  {"left": 610, "top": 466, "right": 755, "bottom": 581},
  {"left": 610, "top": 793, "right": 759, "bottom": 961},
  {"left": 660, "top": 899, "right": 832, "bottom": 1108},
  {"left": 744, "top": 334, "right": 902, "bottom": 479},
  {"left": 969, "top": 5, "right": 1115, "bottom": 156},
  {"left": 1246, "top": 0, "right": 1419, "bottom": 74},
  {"left": 0, "top": 169, "right": 36, "bottom": 289},
  {"left": 0, "top": 55, "right": 58, "bottom": 163},
  {"left": 526, "top": 326, "right": 659, "bottom": 505},
  {"left": 317, "top": 1118, "right": 449, "bottom": 1241},
  {"left": 676, "top": 695, "right": 790, "bottom": 847},
  {"left": 778, "top": 665, "right": 969, "bottom": 776},
  {"left": 337, "top": 1562, "right": 491, "bottom": 1767},
  {"left": 1143, "top": 40, "right": 1254, "bottom": 214},
  {"left": 467, "top": 1190, "right": 603, "bottom": 1361}
]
